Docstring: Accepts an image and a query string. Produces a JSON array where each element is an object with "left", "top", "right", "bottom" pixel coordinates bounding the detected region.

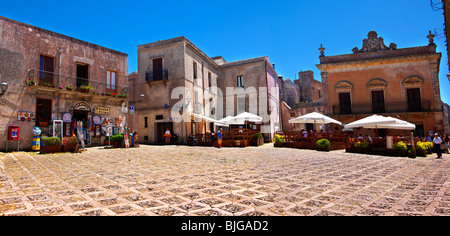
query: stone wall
[{"left": 0, "top": 16, "right": 128, "bottom": 151}]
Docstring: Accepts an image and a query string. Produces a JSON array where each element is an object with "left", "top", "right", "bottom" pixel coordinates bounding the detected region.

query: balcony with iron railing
[
  {"left": 332, "top": 101, "right": 431, "bottom": 115},
  {"left": 145, "top": 69, "right": 169, "bottom": 82},
  {"left": 27, "top": 69, "right": 128, "bottom": 99}
]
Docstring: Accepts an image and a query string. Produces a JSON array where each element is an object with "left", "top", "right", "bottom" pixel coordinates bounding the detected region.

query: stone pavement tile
[{"left": 1, "top": 147, "right": 450, "bottom": 216}]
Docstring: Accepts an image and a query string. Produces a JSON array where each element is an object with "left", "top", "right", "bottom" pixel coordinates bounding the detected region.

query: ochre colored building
[{"left": 317, "top": 31, "right": 444, "bottom": 137}]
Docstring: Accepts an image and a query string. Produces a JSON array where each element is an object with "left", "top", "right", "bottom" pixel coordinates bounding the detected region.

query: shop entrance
[
  {"left": 73, "top": 110, "right": 88, "bottom": 125},
  {"left": 155, "top": 122, "right": 173, "bottom": 144},
  {"left": 72, "top": 110, "right": 89, "bottom": 141}
]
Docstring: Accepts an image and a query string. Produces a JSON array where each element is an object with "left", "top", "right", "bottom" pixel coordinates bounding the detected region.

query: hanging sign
[
  {"left": 73, "top": 102, "right": 91, "bottom": 111},
  {"left": 93, "top": 115, "right": 101, "bottom": 125},
  {"left": 62, "top": 113, "right": 72, "bottom": 123},
  {"left": 95, "top": 107, "right": 110, "bottom": 115}
]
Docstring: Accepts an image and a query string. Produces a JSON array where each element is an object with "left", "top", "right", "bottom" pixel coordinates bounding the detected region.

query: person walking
[
  {"left": 217, "top": 128, "right": 223, "bottom": 148},
  {"left": 433, "top": 133, "right": 443, "bottom": 159}
]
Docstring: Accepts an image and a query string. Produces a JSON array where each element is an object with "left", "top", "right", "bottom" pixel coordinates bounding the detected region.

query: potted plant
[
  {"left": 393, "top": 141, "right": 408, "bottom": 157},
  {"left": 79, "top": 84, "right": 93, "bottom": 93},
  {"left": 105, "top": 133, "right": 124, "bottom": 148},
  {"left": 62, "top": 136, "right": 79, "bottom": 153},
  {"left": 273, "top": 134, "right": 285, "bottom": 147},
  {"left": 251, "top": 132, "right": 264, "bottom": 146},
  {"left": 28, "top": 80, "right": 36, "bottom": 86},
  {"left": 415, "top": 142, "right": 428, "bottom": 157},
  {"left": 66, "top": 86, "right": 73, "bottom": 91},
  {"left": 40, "top": 137, "right": 62, "bottom": 154},
  {"left": 354, "top": 140, "right": 369, "bottom": 153},
  {"left": 316, "top": 138, "right": 330, "bottom": 152}
]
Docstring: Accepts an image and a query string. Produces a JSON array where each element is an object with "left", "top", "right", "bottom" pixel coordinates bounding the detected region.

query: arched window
[
  {"left": 402, "top": 75, "right": 424, "bottom": 88},
  {"left": 334, "top": 80, "right": 353, "bottom": 93},
  {"left": 367, "top": 78, "right": 387, "bottom": 90}
]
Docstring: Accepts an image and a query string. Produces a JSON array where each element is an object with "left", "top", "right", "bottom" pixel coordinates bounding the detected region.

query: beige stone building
[
  {"left": 134, "top": 37, "right": 220, "bottom": 144},
  {"left": 316, "top": 31, "right": 444, "bottom": 137},
  {"left": 217, "top": 56, "right": 280, "bottom": 139},
  {"left": 0, "top": 16, "right": 128, "bottom": 151},
  {"left": 131, "top": 37, "right": 280, "bottom": 144}
]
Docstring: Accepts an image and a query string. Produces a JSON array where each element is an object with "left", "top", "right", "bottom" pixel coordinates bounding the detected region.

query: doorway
[
  {"left": 339, "top": 93, "right": 352, "bottom": 114},
  {"left": 76, "top": 63, "right": 89, "bottom": 89},
  {"left": 407, "top": 88, "right": 422, "bottom": 112},
  {"left": 73, "top": 110, "right": 88, "bottom": 124},
  {"left": 72, "top": 110, "right": 88, "bottom": 140},
  {"left": 414, "top": 124, "right": 425, "bottom": 138},
  {"left": 36, "top": 98, "right": 52, "bottom": 127},
  {"left": 371, "top": 90, "right": 386, "bottom": 113},
  {"left": 155, "top": 122, "right": 173, "bottom": 144}
]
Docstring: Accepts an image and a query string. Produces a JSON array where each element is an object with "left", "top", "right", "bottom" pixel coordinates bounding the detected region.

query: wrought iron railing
[
  {"left": 332, "top": 101, "right": 431, "bottom": 115},
  {"left": 27, "top": 69, "right": 128, "bottom": 97},
  {"left": 145, "top": 69, "right": 168, "bottom": 82}
]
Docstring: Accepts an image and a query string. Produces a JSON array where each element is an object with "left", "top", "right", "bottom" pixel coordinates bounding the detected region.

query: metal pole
[{"left": 410, "top": 131, "right": 416, "bottom": 158}]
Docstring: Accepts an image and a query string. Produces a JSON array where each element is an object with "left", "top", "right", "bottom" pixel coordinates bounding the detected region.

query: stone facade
[
  {"left": 316, "top": 31, "right": 444, "bottom": 137},
  {"left": 218, "top": 56, "right": 280, "bottom": 139},
  {"left": 278, "top": 70, "right": 324, "bottom": 132},
  {"left": 0, "top": 16, "right": 128, "bottom": 151},
  {"left": 134, "top": 37, "right": 220, "bottom": 144},
  {"left": 132, "top": 37, "right": 280, "bottom": 144}
]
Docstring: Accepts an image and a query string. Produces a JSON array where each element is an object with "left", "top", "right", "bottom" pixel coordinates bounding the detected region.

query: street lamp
[
  {"left": 129, "top": 94, "right": 145, "bottom": 103},
  {"left": 0, "top": 81, "right": 8, "bottom": 95}
]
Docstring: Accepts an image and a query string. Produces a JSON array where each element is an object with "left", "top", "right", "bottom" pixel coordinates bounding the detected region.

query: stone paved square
[{"left": 1, "top": 145, "right": 449, "bottom": 216}]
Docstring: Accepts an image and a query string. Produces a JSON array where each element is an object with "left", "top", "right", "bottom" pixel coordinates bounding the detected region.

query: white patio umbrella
[
  {"left": 374, "top": 117, "right": 416, "bottom": 130},
  {"left": 228, "top": 112, "right": 263, "bottom": 125},
  {"left": 218, "top": 116, "right": 235, "bottom": 125},
  {"left": 289, "top": 112, "right": 342, "bottom": 125},
  {"left": 289, "top": 112, "right": 342, "bottom": 131},
  {"left": 344, "top": 115, "right": 415, "bottom": 130},
  {"left": 190, "top": 112, "right": 230, "bottom": 127},
  {"left": 344, "top": 115, "right": 415, "bottom": 138}
]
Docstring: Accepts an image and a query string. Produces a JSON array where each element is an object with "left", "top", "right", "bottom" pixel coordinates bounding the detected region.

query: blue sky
[{"left": 1, "top": 0, "right": 449, "bottom": 103}]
